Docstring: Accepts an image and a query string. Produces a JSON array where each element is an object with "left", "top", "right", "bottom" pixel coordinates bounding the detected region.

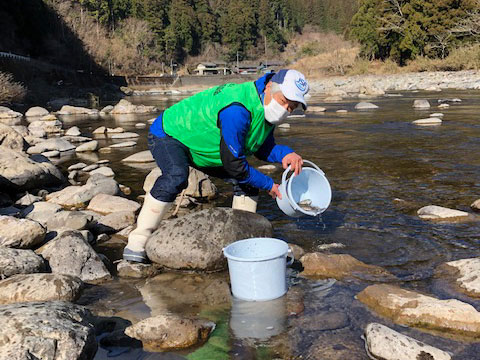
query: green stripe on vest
[{"left": 162, "top": 81, "right": 273, "bottom": 167}]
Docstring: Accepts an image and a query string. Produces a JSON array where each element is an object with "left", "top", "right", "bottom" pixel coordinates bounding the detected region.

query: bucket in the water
[
  {"left": 276, "top": 160, "right": 331, "bottom": 218},
  {"left": 223, "top": 238, "right": 293, "bottom": 301}
]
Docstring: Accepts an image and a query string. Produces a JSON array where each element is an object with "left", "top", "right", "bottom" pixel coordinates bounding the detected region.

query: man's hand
[
  {"left": 282, "top": 152, "right": 303, "bottom": 175},
  {"left": 269, "top": 183, "right": 282, "bottom": 199}
]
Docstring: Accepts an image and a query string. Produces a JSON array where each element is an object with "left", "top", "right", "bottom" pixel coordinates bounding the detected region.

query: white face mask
[{"left": 264, "top": 98, "right": 289, "bottom": 125}]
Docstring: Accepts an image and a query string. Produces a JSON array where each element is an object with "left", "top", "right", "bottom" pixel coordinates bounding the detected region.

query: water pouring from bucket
[{"left": 276, "top": 160, "right": 331, "bottom": 218}]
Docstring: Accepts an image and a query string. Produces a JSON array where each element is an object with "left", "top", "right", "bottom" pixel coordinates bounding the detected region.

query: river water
[{"left": 55, "top": 91, "right": 480, "bottom": 359}]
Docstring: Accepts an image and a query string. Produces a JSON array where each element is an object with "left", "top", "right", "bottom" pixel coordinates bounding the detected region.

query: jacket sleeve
[
  {"left": 254, "top": 131, "right": 294, "bottom": 163},
  {"left": 219, "top": 104, "right": 274, "bottom": 191}
]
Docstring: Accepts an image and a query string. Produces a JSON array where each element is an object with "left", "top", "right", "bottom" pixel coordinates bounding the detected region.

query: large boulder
[
  {"left": 0, "top": 216, "right": 46, "bottom": 248},
  {"left": 110, "top": 99, "right": 158, "bottom": 114},
  {"left": 364, "top": 323, "right": 451, "bottom": 360},
  {"left": 0, "top": 247, "right": 45, "bottom": 278},
  {"left": 124, "top": 314, "right": 215, "bottom": 351},
  {"left": 357, "top": 284, "right": 480, "bottom": 337},
  {"left": 0, "top": 274, "right": 83, "bottom": 305},
  {"left": 0, "top": 148, "right": 64, "bottom": 191},
  {"left": 146, "top": 208, "right": 273, "bottom": 271},
  {"left": 144, "top": 167, "right": 217, "bottom": 199},
  {"left": 39, "top": 231, "right": 112, "bottom": 284},
  {"left": 0, "top": 301, "right": 97, "bottom": 360},
  {"left": 0, "top": 123, "right": 28, "bottom": 152},
  {"left": 28, "top": 119, "right": 63, "bottom": 134},
  {"left": 0, "top": 106, "right": 22, "bottom": 125},
  {"left": 86, "top": 194, "right": 140, "bottom": 215}
]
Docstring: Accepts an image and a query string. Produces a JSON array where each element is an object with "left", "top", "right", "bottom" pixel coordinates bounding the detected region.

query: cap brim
[{"left": 280, "top": 85, "right": 307, "bottom": 110}]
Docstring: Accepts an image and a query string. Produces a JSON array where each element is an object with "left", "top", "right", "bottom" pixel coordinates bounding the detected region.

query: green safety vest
[{"left": 162, "top": 81, "right": 273, "bottom": 167}]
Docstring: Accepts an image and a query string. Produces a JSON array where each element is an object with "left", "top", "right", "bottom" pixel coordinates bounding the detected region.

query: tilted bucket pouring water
[{"left": 276, "top": 160, "right": 332, "bottom": 218}]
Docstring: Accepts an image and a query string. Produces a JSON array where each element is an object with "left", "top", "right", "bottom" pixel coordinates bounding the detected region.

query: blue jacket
[{"left": 150, "top": 74, "right": 294, "bottom": 191}]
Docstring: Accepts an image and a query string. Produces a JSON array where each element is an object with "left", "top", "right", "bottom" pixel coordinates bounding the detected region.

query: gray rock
[
  {"left": 125, "top": 314, "right": 215, "bottom": 351},
  {"left": 27, "top": 119, "right": 63, "bottom": 134},
  {"left": 44, "top": 211, "right": 90, "bottom": 232},
  {"left": 22, "top": 202, "right": 63, "bottom": 226},
  {"left": 0, "top": 123, "right": 28, "bottom": 152},
  {"left": 40, "top": 231, "right": 112, "bottom": 284},
  {"left": 471, "top": 198, "right": 480, "bottom": 212},
  {"left": 75, "top": 140, "right": 98, "bottom": 152},
  {"left": 25, "top": 107, "right": 49, "bottom": 117},
  {"left": 442, "top": 257, "right": 480, "bottom": 297},
  {"left": 41, "top": 150, "right": 60, "bottom": 158},
  {"left": 0, "top": 247, "right": 45, "bottom": 278},
  {"left": 15, "top": 193, "right": 42, "bottom": 206},
  {"left": 87, "top": 194, "right": 140, "bottom": 214},
  {"left": 110, "top": 99, "right": 158, "bottom": 114},
  {"left": 65, "top": 126, "right": 81, "bottom": 136},
  {"left": 0, "top": 106, "right": 22, "bottom": 121},
  {"left": 117, "top": 260, "right": 160, "bottom": 279},
  {"left": 27, "top": 138, "right": 75, "bottom": 154},
  {"left": 135, "top": 123, "right": 147, "bottom": 129},
  {"left": 0, "top": 274, "right": 83, "bottom": 304},
  {"left": 0, "top": 301, "right": 97, "bottom": 360},
  {"left": 82, "top": 164, "right": 98, "bottom": 172},
  {"left": 365, "top": 323, "right": 451, "bottom": 360},
  {"left": 110, "top": 132, "right": 139, "bottom": 139},
  {"left": 90, "top": 211, "right": 135, "bottom": 234},
  {"left": 89, "top": 166, "right": 114, "bottom": 177},
  {"left": 67, "top": 162, "right": 87, "bottom": 171},
  {"left": 0, "top": 216, "right": 46, "bottom": 249},
  {"left": 418, "top": 205, "right": 470, "bottom": 220},
  {"left": 412, "top": 117, "right": 442, "bottom": 126},
  {"left": 56, "top": 105, "right": 98, "bottom": 116},
  {"left": 106, "top": 127, "right": 124, "bottom": 133},
  {"left": 0, "top": 148, "right": 64, "bottom": 191},
  {"left": 413, "top": 99, "right": 431, "bottom": 109},
  {"left": 99, "top": 105, "right": 113, "bottom": 114},
  {"left": 62, "top": 135, "right": 91, "bottom": 143},
  {"left": 92, "top": 126, "right": 106, "bottom": 135},
  {"left": 121, "top": 150, "right": 154, "bottom": 163},
  {"left": 354, "top": 102, "right": 379, "bottom": 110},
  {"left": 146, "top": 208, "right": 273, "bottom": 271}
]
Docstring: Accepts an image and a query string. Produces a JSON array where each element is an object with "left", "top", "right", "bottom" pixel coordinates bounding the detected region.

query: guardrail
[{"left": 0, "top": 52, "right": 31, "bottom": 62}]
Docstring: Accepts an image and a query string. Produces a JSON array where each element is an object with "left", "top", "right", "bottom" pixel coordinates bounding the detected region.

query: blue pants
[{"left": 148, "top": 133, "right": 259, "bottom": 202}]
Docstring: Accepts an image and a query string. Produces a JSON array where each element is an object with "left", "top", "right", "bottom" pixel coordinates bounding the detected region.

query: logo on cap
[{"left": 295, "top": 78, "right": 307, "bottom": 92}]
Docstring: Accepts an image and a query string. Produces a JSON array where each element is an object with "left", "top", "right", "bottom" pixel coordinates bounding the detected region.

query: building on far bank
[
  {"left": 234, "top": 61, "right": 260, "bottom": 74},
  {"left": 194, "top": 61, "right": 231, "bottom": 75},
  {"left": 259, "top": 60, "right": 286, "bottom": 73}
]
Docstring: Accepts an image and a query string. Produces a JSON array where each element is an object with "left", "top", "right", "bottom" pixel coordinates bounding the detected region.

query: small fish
[{"left": 297, "top": 199, "right": 322, "bottom": 213}]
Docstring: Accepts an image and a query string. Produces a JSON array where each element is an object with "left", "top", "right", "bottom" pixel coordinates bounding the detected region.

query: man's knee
[{"left": 150, "top": 166, "right": 189, "bottom": 202}]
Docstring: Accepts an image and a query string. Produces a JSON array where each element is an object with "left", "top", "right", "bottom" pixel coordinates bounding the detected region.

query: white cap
[{"left": 271, "top": 69, "right": 309, "bottom": 109}]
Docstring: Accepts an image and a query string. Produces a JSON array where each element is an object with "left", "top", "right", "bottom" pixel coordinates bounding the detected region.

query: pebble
[
  {"left": 278, "top": 123, "right": 290, "bottom": 129},
  {"left": 336, "top": 109, "right": 348, "bottom": 113}
]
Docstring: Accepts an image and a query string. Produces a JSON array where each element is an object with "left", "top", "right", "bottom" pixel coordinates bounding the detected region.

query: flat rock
[
  {"left": 438, "top": 103, "right": 450, "bottom": 108},
  {"left": 0, "top": 149, "right": 64, "bottom": 192},
  {"left": 430, "top": 112, "right": 444, "bottom": 117},
  {"left": 357, "top": 284, "right": 480, "bottom": 337},
  {"left": 471, "top": 199, "right": 480, "bottom": 212},
  {"left": 135, "top": 123, "right": 147, "bottom": 129},
  {"left": 0, "top": 123, "right": 28, "bottom": 152},
  {"left": 39, "top": 231, "right": 111, "bottom": 284},
  {"left": 15, "top": 193, "right": 42, "bottom": 206},
  {"left": 89, "top": 166, "right": 114, "bottom": 177},
  {"left": 110, "top": 99, "right": 158, "bottom": 114},
  {"left": 22, "top": 201, "right": 63, "bottom": 225},
  {"left": 110, "top": 132, "right": 140, "bottom": 139},
  {"left": 0, "top": 247, "right": 45, "bottom": 278},
  {"left": 413, "top": 99, "right": 430, "bottom": 109},
  {"left": 27, "top": 138, "right": 75, "bottom": 154},
  {"left": 28, "top": 119, "right": 63, "bottom": 134},
  {"left": 109, "top": 141, "right": 137, "bottom": 148},
  {"left": 365, "top": 323, "right": 451, "bottom": 360},
  {"left": 0, "top": 216, "right": 46, "bottom": 248},
  {"left": 68, "top": 162, "right": 87, "bottom": 171},
  {"left": 25, "top": 107, "right": 49, "bottom": 117},
  {"left": 0, "top": 106, "right": 23, "bottom": 121},
  {"left": 92, "top": 126, "right": 106, "bottom": 134},
  {"left": 106, "top": 127, "right": 124, "bottom": 133},
  {"left": 146, "top": 208, "right": 273, "bottom": 271},
  {"left": 278, "top": 123, "right": 290, "bottom": 129},
  {"left": 87, "top": 193, "right": 140, "bottom": 214},
  {"left": 307, "top": 106, "right": 326, "bottom": 112},
  {"left": 336, "top": 109, "right": 348, "bottom": 113},
  {"left": 121, "top": 150, "right": 154, "bottom": 163},
  {"left": 44, "top": 210, "right": 90, "bottom": 232},
  {"left": 56, "top": 105, "right": 98, "bottom": 116},
  {"left": 125, "top": 314, "right": 215, "bottom": 351},
  {"left": 82, "top": 164, "right": 98, "bottom": 172},
  {"left": 0, "top": 274, "right": 83, "bottom": 304},
  {"left": 75, "top": 140, "right": 98, "bottom": 152},
  {"left": 354, "top": 102, "right": 379, "bottom": 110},
  {"left": 442, "top": 257, "right": 480, "bottom": 297},
  {"left": 412, "top": 117, "right": 442, "bottom": 126},
  {"left": 65, "top": 126, "right": 81, "bottom": 136},
  {"left": 300, "top": 253, "right": 394, "bottom": 281},
  {"left": 90, "top": 211, "right": 135, "bottom": 234},
  {"left": 117, "top": 260, "right": 160, "bottom": 279},
  {"left": 0, "top": 301, "right": 97, "bottom": 360},
  {"left": 417, "top": 205, "right": 469, "bottom": 220},
  {"left": 42, "top": 150, "right": 60, "bottom": 157}
]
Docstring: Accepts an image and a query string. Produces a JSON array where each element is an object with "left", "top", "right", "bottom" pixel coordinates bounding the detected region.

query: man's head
[{"left": 264, "top": 69, "right": 309, "bottom": 125}]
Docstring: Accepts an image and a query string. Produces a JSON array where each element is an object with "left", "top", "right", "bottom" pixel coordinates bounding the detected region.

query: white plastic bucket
[
  {"left": 276, "top": 160, "right": 332, "bottom": 218},
  {"left": 223, "top": 238, "right": 293, "bottom": 301}
]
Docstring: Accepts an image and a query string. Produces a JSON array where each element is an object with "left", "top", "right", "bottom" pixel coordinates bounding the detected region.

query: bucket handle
[{"left": 286, "top": 248, "right": 294, "bottom": 266}]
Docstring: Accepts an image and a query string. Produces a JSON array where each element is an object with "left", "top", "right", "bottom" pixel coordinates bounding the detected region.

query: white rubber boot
[
  {"left": 123, "top": 193, "right": 172, "bottom": 263},
  {"left": 232, "top": 195, "right": 258, "bottom": 213}
]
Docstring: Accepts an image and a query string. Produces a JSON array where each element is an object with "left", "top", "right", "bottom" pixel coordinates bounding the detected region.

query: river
[{"left": 53, "top": 90, "right": 480, "bottom": 359}]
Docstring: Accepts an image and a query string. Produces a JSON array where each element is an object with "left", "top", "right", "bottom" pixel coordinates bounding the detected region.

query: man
[{"left": 123, "top": 69, "right": 309, "bottom": 263}]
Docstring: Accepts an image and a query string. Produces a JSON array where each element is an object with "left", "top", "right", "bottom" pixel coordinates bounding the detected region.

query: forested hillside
[{"left": 0, "top": 0, "right": 358, "bottom": 75}]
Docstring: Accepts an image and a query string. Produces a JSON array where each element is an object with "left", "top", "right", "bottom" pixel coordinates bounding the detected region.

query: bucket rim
[
  {"left": 287, "top": 168, "right": 331, "bottom": 216},
  {"left": 223, "top": 237, "right": 289, "bottom": 262}
]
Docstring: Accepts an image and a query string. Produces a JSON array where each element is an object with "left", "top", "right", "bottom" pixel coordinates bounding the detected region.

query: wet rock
[
  {"left": 27, "top": 119, "right": 63, "bottom": 134},
  {"left": 412, "top": 117, "right": 442, "bottom": 126},
  {"left": 75, "top": 140, "right": 98, "bottom": 152},
  {"left": 413, "top": 99, "right": 430, "bottom": 109},
  {"left": 109, "top": 141, "right": 137, "bottom": 148},
  {"left": 307, "top": 106, "right": 326, "bottom": 113},
  {"left": 300, "top": 253, "right": 394, "bottom": 281},
  {"left": 438, "top": 103, "right": 450, "bottom": 109},
  {"left": 0, "top": 123, "right": 28, "bottom": 152},
  {"left": 289, "top": 244, "right": 305, "bottom": 261},
  {"left": 430, "top": 112, "right": 444, "bottom": 117},
  {"left": 354, "top": 102, "right": 379, "bottom": 110},
  {"left": 39, "top": 231, "right": 112, "bottom": 284},
  {"left": 365, "top": 323, "right": 451, "bottom": 360},
  {"left": 146, "top": 208, "right": 273, "bottom": 271},
  {"left": 441, "top": 257, "right": 480, "bottom": 297},
  {"left": 471, "top": 199, "right": 480, "bottom": 212},
  {"left": 110, "top": 132, "right": 140, "bottom": 139},
  {"left": 117, "top": 260, "right": 160, "bottom": 279},
  {"left": 40, "top": 114, "right": 58, "bottom": 121},
  {"left": 357, "top": 284, "right": 480, "bottom": 337},
  {"left": 0, "top": 247, "right": 45, "bottom": 278},
  {"left": 110, "top": 99, "right": 158, "bottom": 114},
  {"left": 336, "top": 109, "right": 348, "bottom": 113},
  {"left": 25, "top": 107, "right": 49, "bottom": 117},
  {"left": 65, "top": 126, "right": 81, "bottom": 136},
  {"left": 0, "top": 301, "right": 97, "bottom": 360},
  {"left": 0, "top": 148, "right": 64, "bottom": 191},
  {"left": 57, "top": 105, "right": 98, "bottom": 116},
  {"left": 42, "top": 150, "right": 60, "bottom": 158},
  {"left": 82, "top": 164, "right": 98, "bottom": 172},
  {"left": 15, "top": 193, "right": 42, "bottom": 206},
  {"left": 0, "top": 273, "right": 83, "bottom": 304},
  {"left": 68, "top": 162, "right": 87, "bottom": 171},
  {"left": 300, "top": 311, "right": 349, "bottom": 331},
  {"left": 99, "top": 105, "right": 113, "bottom": 114},
  {"left": 87, "top": 194, "right": 140, "bottom": 214},
  {"left": 90, "top": 211, "right": 135, "bottom": 234},
  {"left": 124, "top": 314, "right": 215, "bottom": 351},
  {"left": 27, "top": 138, "right": 75, "bottom": 154},
  {"left": 121, "top": 150, "right": 154, "bottom": 163},
  {"left": 438, "top": 98, "right": 461, "bottom": 103},
  {"left": 92, "top": 126, "right": 106, "bottom": 135},
  {"left": 278, "top": 123, "right": 291, "bottom": 129},
  {"left": 89, "top": 166, "right": 114, "bottom": 177},
  {"left": 417, "top": 205, "right": 470, "bottom": 220},
  {"left": 0, "top": 216, "right": 46, "bottom": 248}
]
